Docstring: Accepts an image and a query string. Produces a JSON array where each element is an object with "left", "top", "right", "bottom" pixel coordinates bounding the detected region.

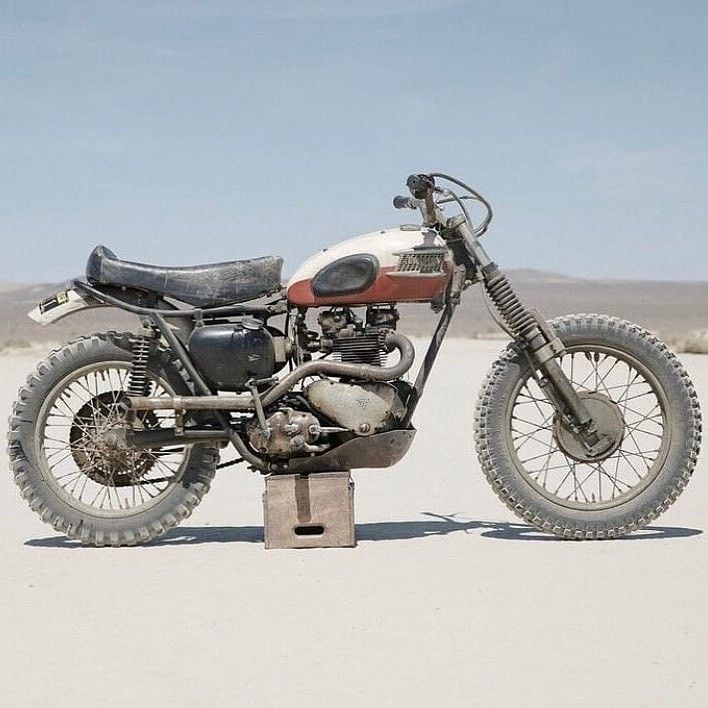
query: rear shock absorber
[{"left": 127, "top": 333, "right": 154, "bottom": 397}]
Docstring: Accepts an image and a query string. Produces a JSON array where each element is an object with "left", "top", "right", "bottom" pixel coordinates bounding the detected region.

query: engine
[
  {"left": 304, "top": 306, "right": 408, "bottom": 438},
  {"left": 249, "top": 305, "right": 409, "bottom": 459},
  {"left": 240, "top": 305, "right": 408, "bottom": 458},
  {"left": 305, "top": 380, "right": 406, "bottom": 436},
  {"left": 248, "top": 380, "right": 408, "bottom": 458},
  {"left": 317, "top": 305, "right": 399, "bottom": 366}
]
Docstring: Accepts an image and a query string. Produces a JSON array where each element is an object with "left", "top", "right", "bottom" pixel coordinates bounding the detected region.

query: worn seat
[{"left": 86, "top": 245, "right": 283, "bottom": 307}]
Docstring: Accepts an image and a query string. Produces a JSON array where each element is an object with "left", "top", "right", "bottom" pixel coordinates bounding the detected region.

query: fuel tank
[{"left": 286, "top": 226, "right": 452, "bottom": 307}]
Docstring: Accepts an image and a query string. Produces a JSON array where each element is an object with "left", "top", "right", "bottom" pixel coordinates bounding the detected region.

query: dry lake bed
[{"left": 1, "top": 338, "right": 706, "bottom": 707}]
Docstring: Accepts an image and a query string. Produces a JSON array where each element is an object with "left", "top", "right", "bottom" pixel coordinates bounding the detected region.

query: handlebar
[{"left": 392, "top": 171, "right": 494, "bottom": 237}]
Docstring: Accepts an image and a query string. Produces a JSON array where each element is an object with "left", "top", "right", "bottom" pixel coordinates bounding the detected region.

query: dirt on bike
[{"left": 8, "top": 172, "right": 701, "bottom": 545}]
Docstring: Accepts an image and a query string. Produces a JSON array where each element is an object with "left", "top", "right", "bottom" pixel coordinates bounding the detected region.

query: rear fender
[{"left": 29, "top": 286, "right": 104, "bottom": 326}]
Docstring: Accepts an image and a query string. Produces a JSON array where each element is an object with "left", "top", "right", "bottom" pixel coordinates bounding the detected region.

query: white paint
[{"left": 287, "top": 226, "right": 445, "bottom": 286}]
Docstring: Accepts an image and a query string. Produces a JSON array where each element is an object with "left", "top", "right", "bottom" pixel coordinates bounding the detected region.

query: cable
[
  {"left": 427, "top": 173, "right": 511, "bottom": 335},
  {"left": 437, "top": 187, "right": 476, "bottom": 231},
  {"left": 430, "top": 172, "right": 494, "bottom": 237},
  {"left": 435, "top": 194, "right": 475, "bottom": 205}
]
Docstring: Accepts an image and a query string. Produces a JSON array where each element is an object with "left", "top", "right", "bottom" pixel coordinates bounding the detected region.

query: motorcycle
[{"left": 8, "top": 173, "right": 701, "bottom": 545}]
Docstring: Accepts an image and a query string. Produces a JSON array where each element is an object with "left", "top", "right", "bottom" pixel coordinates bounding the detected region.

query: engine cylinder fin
[{"left": 331, "top": 333, "right": 388, "bottom": 366}]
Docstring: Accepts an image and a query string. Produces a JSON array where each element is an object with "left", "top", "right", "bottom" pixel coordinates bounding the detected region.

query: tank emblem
[{"left": 393, "top": 249, "right": 446, "bottom": 275}]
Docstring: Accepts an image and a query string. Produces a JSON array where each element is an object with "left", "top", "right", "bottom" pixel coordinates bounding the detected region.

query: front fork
[
  {"left": 490, "top": 269, "right": 607, "bottom": 453},
  {"left": 453, "top": 217, "right": 607, "bottom": 454}
]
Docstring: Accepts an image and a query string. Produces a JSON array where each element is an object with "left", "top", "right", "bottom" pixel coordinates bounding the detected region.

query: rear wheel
[
  {"left": 474, "top": 314, "right": 701, "bottom": 539},
  {"left": 8, "top": 332, "right": 219, "bottom": 546}
]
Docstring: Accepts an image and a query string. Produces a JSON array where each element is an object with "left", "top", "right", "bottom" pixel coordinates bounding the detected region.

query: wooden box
[{"left": 263, "top": 472, "right": 356, "bottom": 549}]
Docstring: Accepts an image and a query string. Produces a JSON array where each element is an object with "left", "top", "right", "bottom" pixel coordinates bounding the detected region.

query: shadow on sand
[{"left": 25, "top": 512, "right": 702, "bottom": 548}]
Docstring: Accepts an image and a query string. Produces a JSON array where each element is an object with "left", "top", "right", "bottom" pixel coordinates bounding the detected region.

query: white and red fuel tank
[{"left": 286, "top": 226, "right": 453, "bottom": 307}]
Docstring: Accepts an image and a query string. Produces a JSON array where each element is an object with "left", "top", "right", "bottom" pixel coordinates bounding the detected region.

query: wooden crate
[{"left": 263, "top": 472, "right": 355, "bottom": 549}]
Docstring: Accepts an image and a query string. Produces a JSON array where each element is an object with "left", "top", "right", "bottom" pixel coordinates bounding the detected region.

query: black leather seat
[{"left": 86, "top": 245, "right": 283, "bottom": 307}]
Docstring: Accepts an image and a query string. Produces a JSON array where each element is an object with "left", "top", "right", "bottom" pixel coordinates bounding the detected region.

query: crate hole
[{"left": 293, "top": 524, "right": 325, "bottom": 536}]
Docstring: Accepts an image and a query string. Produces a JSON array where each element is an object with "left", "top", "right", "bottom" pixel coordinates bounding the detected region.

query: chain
[{"left": 217, "top": 457, "right": 245, "bottom": 470}]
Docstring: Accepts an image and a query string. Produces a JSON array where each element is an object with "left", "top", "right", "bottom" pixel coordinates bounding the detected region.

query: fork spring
[{"left": 484, "top": 270, "right": 538, "bottom": 339}]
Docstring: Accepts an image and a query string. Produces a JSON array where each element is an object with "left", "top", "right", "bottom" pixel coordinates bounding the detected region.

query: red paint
[{"left": 287, "top": 265, "right": 451, "bottom": 307}]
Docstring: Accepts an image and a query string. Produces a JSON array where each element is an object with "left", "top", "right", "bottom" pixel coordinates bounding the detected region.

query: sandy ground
[{"left": 1, "top": 338, "right": 707, "bottom": 707}]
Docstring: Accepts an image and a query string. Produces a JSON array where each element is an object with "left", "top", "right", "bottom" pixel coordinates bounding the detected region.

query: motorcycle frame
[
  {"left": 68, "top": 234, "right": 476, "bottom": 468},
  {"left": 73, "top": 277, "right": 464, "bottom": 396},
  {"left": 72, "top": 231, "right": 475, "bottom": 398},
  {"left": 70, "top": 205, "right": 598, "bottom": 471}
]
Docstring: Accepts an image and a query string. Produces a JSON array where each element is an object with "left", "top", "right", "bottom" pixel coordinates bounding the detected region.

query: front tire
[
  {"left": 8, "top": 332, "right": 219, "bottom": 546},
  {"left": 474, "top": 314, "right": 702, "bottom": 539}
]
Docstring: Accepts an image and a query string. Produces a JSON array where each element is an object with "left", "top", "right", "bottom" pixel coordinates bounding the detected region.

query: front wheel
[{"left": 474, "top": 314, "right": 701, "bottom": 539}]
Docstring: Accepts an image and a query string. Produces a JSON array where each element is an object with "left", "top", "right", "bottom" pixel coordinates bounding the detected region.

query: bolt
[{"left": 358, "top": 423, "right": 371, "bottom": 434}]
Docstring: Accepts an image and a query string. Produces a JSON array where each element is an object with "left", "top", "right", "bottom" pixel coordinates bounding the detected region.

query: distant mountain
[
  {"left": 0, "top": 282, "right": 36, "bottom": 294},
  {"left": 0, "top": 271, "right": 706, "bottom": 350},
  {"left": 497, "top": 269, "right": 584, "bottom": 285},
  {"left": 403, "top": 270, "right": 708, "bottom": 346},
  {"left": 0, "top": 282, "right": 135, "bottom": 347}
]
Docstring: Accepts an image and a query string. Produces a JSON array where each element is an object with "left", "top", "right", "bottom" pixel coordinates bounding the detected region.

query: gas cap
[{"left": 241, "top": 317, "right": 263, "bottom": 330}]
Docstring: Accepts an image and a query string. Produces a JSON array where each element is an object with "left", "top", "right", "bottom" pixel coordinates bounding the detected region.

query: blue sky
[{"left": 1, "top": 0, "right": 706, "bottom": 282}]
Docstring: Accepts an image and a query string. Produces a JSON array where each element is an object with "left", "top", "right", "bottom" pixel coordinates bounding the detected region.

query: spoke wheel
[
  {"left": 509, "top": 345, "right": 669, "bottom": 510},
  {"left": 9, "top": 332, "right": 218, "bottom": 546},
  {"left": 474, "top": 314, "right": 701, "bottom": 539},
  {"left": 38, "top": 362, "right": 186, "bottom": 515}
]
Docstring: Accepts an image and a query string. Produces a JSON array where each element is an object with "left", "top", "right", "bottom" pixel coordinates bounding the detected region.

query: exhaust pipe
[
  {"left": 129, "top": 394, "right": 253, "bottom": 411},
  {"left": 262, "top": 332, "right": 414, "bottom": 405},
  {"left": 130, "top": 332, "right": 415, "bottom": 412}
]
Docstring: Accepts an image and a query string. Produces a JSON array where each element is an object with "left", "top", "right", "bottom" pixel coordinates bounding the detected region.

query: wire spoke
[
  {"left": 40, "top": 362, "right": 189, "bottom": 512},
  {"left": 511, "top": 344, "right": 665, "bottom": 507}
]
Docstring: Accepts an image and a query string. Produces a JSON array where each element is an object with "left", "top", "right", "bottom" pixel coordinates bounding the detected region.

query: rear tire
[
  {"left": 474, "top": 314, "right": 702, "bottom": 539},
  {"left": 8, "top": 332, "right": 219, "bottom": 547}
]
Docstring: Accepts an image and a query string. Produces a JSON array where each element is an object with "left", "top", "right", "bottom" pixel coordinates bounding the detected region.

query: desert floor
[{"left": 1, "top": 338, "right": 706, "bottom": 707}]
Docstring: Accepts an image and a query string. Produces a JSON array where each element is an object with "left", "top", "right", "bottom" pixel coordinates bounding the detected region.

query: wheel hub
[
  {"left": 554, "top": 392, "right": 625, "bottom": 463},
  {"left": 69, "top": 392, "right": 158, "bottom": 486}
]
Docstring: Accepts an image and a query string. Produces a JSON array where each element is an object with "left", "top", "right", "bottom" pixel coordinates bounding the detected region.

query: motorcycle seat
[{"left": 86, "top": 245, "right": 283, "bottom": 307}]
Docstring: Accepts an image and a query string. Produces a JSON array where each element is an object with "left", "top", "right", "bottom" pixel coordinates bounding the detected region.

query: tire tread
[
  {"left": 7, "top": 331, "right": 219, "bottom": 547},
  {"left": 473, "top": 314, "right": 702, "bottom": 539}
]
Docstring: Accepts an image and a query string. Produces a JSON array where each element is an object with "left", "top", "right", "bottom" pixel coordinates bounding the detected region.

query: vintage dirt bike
[{"left": 8, "top": 173, "right": 701, "bottom": 545}]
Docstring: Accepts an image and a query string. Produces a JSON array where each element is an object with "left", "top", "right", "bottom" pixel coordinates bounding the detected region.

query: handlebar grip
[{"left": 393, "top": 195, "right": 416, "bottom": 209}]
